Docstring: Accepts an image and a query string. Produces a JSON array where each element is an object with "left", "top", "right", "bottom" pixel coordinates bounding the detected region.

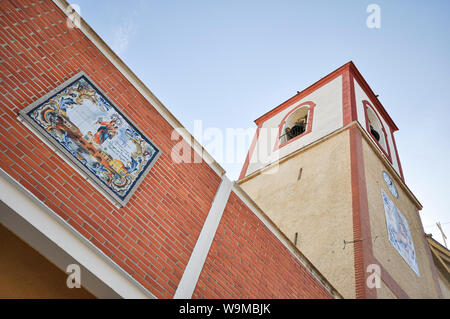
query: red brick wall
[
  {"left": 193, "top": 192, "right": 333, "bottom": 299},
  {"left": 0, "top": 0, "right": 335, "bottom": 299},
  {"left": 0, "top": 0, "right": 221, "bottom": 298}
]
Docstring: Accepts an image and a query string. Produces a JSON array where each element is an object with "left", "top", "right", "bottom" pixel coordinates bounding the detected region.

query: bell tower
[{"left": 238, "top": 62, "right": 443, "bottom": 299}]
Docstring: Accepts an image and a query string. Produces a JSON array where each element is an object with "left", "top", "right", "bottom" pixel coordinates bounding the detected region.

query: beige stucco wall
[
  {"left": 377, "top": 280, "right": 397, "bottom": 299},
  {"left": 0, "top": 223, "right": 94, "bottom": 299},
  {"left": 239, "top": 129, "right": 355, "bottom": 298},
  {"left": 362, "top": 138, "right": 440, "bottom": 298}
]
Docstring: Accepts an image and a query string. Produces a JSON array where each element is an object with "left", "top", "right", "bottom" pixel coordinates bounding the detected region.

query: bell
[{"left": 370, "top": 125, "right": 380, "bottom": 142}]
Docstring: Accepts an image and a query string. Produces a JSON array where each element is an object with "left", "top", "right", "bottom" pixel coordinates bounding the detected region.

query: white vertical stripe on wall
[{"left": 173, "top": 176, "right": 233, "bottom": 299}]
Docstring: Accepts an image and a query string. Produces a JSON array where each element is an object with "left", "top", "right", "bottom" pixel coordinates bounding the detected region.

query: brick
[
  {"left": 193, "top": 192, "right": 332, "bottom": 299},
  {"left": 0, "top": 0, "right": 331, "bottom": 300}
]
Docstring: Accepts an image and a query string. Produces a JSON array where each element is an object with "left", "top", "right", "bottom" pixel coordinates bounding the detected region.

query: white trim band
[
  {"left": 173, "top": 176, "right": 233, "bottom": 299},
  {"left": 0, "top": 168, "right": 155, "bottom": 299}
]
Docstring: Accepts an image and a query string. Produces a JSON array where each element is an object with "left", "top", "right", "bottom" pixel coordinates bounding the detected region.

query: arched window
[
  {"left": 363, "top": 100, "right": 391, "bottom": 160},
  {"left": 275, "top": 101, "right": 315, "bottom": 150},
  {"left": 366, "top": 106, "right": 385, "bottom": 147},
  {"left": 281, "top": 107, "right": 308, "bottom": 143}
]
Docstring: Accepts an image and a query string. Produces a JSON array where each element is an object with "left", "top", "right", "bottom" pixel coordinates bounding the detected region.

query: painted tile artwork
[
  {"left": 381, "top": 189, "right": 420, "bottom": 276},
  {"left": 20, "top": 73, "right": 160, "bottom": 205}
]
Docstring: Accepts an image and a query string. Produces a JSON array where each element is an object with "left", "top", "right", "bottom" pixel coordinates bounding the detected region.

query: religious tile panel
[
  {"left": 381, "top": 189, "right": 420, "bottom": 276},
  {"left": 19, "top": 72, "right": 161, "bottom": 206}
]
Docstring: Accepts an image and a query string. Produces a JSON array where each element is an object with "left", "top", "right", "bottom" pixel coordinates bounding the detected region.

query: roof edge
[
  {"left": 52, "top": 0, "right": 226, "bottom": 177},
  {"left": 348, "top": 62, "right": 399, "bottom": 131},
  {"left": 254, "top": 61, "right": 399, "bottom": 132},
  {"left": 254, "top": 62, "right": 352, "bottom": 125}
]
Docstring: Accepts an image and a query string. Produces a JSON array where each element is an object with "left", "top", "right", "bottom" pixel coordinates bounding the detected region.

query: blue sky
[{"left": 74, "top": 0, "right": 450, "bottom": 245}]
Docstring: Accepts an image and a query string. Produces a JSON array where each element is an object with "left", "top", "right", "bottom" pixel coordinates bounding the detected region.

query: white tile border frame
[
  {"left": 17, "top": 71, "right": 163, "bottom": 208},
  {"left": 17, "top": 115, "right": 123, "bottom": 209},
  {"left": 173, "top": 176, "right": 233, "bottom": 299},
  {"left": 0, "top": 168, "right": 155, "bottom": 299}
]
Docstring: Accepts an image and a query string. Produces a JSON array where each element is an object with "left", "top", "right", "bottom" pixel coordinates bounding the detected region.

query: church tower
[{"left": 238, "top": 62, "right": 443, "bottom": 299}]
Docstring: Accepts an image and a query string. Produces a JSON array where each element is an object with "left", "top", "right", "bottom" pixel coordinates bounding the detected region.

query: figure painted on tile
[
  {"left": 93, "top": 119, "right": 118, "bottom": 145},
  {"left": 27, "top": 76, "right": 159, "bottom": 201},
  {"left": 382, "top": 189, "right": 419, "bottom": 276}
]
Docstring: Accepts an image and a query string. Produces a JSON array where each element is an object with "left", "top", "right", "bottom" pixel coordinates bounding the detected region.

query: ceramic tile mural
[
  {"left": 20, "top": 73, "right": 160, "bottom": 205},
  {"left": 382, "top": 189, "right": 420, "bottom": 276}
]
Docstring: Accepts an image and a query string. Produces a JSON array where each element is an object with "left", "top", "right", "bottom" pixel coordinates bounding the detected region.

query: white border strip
[
  {"left": 18, "top": 71, "right": 162, "bottom": 207},
  {"left": 0, "top": 168, "right": 155, "bottom": 299},
  {"left": 173, "top": 176, "right": 233, "bottom": 299}
]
